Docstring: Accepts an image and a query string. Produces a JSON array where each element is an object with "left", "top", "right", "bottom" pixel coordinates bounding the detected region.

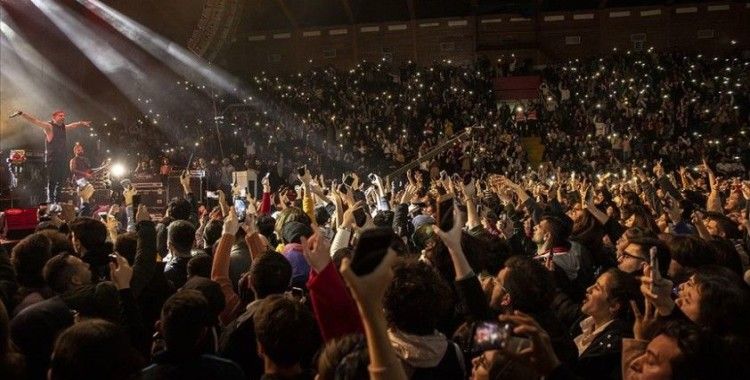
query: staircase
[{"left": 520, "top": 137, "right": 544, "bottom": 167}]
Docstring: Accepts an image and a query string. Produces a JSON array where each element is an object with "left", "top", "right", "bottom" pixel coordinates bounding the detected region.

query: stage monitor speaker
[
  {"left": 167, "top": 175, "right": 203, "bottom": 203},
  {"left": 137, "top": 187, "right": 166, "bottom": 212},
  {"left": 0, "top": 208, "right": 37, "bottom": 240}
]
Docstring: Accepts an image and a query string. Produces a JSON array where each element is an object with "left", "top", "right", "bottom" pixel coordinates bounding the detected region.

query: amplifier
[
  {"left": 132, "top": 182, "right": 163, "bottom": 189},
  {"left": 167, "top": 175, "right": 203, "bottom": 203},
  {"left": 136, "top": 187, "right": 166, "bottom": 211},
  {"left": 1, "top": 208, "right": 37, "bottom": 240}
]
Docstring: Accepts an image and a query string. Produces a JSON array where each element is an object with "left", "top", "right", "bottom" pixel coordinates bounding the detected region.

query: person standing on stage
[{"left": 16, "top": 110, "right": 91, "bottom": 203}]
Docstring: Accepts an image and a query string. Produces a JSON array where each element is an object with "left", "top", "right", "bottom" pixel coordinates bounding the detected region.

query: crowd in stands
[{"left": 1, "top": 47, "right": 750, "bottom": 380}]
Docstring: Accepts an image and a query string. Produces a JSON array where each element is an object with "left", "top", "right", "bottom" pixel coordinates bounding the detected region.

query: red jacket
[{"left": 306, "top": 262, "right": 363, "bottom": 341}]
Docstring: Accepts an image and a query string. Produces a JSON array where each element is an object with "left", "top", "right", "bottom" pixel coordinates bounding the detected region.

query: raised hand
[
  {"left": 340, "top": 248, "right": 398, "bottom": 311},
  {"left": 105, "top": 214, "right": 119, "bottom": 233},
  {"left": 400, "top": 184, "right": 416, "bottom": 205},
  {"left": 630, "top": 299, "right": 657, "bottom": 341},
  {"left": 222, "top": 207, "right": 240, "bottom": 236},
  {"left": 135, "top": 205, "right": 151, "bottom": 223},
  {"left": 432, "top": 208, "right": 465, "bottom": 254},
  {"left": 261, "top": 174, "right": 271, "bottom": 192},
  {"left": 463, "top": 177, "right": 476, "bottom": 200},
  {"left": 109, "top": 253, "right": 133, "bottom": 290},
  {"left": 299, "top": 166, "right": 313, "bottom": 184},
  {"left": 79, "top": 183, "right": 95, "bottom": 203},
  {"left": 301, "top": 228, "right": 332, "bottom": 273},
  {"left": 498, "top": 311, "right": 561, "bottom": 376},
  {"left": 639, "top": 264, "right": 675, "bottom": 317}
]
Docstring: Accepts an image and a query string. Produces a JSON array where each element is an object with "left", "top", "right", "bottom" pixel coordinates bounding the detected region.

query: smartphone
[
  {"left": 368, "top": 173, "right": 378, "bottom": 183},
  {"left": 472, "top": 321, "right": 531, "bottom": 354},
  {"left": 234, "top": 199, "right": 247, "bottom": 217},
  {"left": 264, "top": 172, "right": 270, "bottom": 179},
  {"left": 344, "top": 175, "right": 355, "bottom": 187},
  {"left": 297, "top": 166, "right": 306, "bottom": 177},
  {"left": 76, "top": 177, "right": 89, "bottom": 188},
  {"left": 437, "top": 195, "right": 454, "bottom": 231},
  {"left": 206, "top": 191, "right": 219, "bottom": 199},
  {"left": 451, "top": 173, "right": 462, "bottom": 183},
  {"left": 98, "top": 212, "right": 108, "bottom": 222},
  {"left": 463, "top": 173, "right": 473, "bottom": 186},
  {"left": 440, "top": 170, "right": 448, "bottom": 181},
  {"left": 350, "top": 227, "right": 396, "bottom": 276},
  {"left": 108, "top": 253, "right": 118, "bottom": 264},
  {"left": 353, "top": 207, "right": 367, "bottom": 227}
]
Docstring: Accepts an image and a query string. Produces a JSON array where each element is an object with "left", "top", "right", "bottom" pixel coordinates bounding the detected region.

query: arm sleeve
[
  {"left": 454, "top": 274, "right": 492, "bottom": 321},
  {"left": 212, "top": 234, "right": 240, "bottom": 326},
  {"left": 156, "top": 223, "right": 169, "bottom": 259},
  {"left": 330, "top": 228, "right": 352, "bottom": 256},
  {"left": 303, "top": 194, "right": 315, "bottom": 222},
  {"left": 657, "top": 175, "right": 681, "bottom": 200},
  {"left": 245, "top": 232, "right": 267, "bottom": 261},
  {"left": 392, "top": 203, "right": 409, "bottom": 237},
  {"left": 130, "top": 221, "right": 157, "bottom": 298},
  {"left": 118, "top": 288, "right": 149, "bottom": 354},
  {"left": 125, "top": 205, "right": 136, "bottom": 232},
  {"left": 260, "top": 191, "right": 272, "bottom": 215},
  {"left": 306, "top": 262, "right": 363, "bottom": 341}
]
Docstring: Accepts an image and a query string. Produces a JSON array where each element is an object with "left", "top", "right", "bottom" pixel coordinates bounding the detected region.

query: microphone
[{"left": 8, "top": 111, "right": 22, "bottom": 118}]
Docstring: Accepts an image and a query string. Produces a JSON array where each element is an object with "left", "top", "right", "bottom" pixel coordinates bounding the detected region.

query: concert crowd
[{"left": 1, "top": 48, "right": 750, "bottom": 380}]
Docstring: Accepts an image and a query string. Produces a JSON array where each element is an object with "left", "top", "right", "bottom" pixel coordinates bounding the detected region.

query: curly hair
[
  {"left": 383, "top": 259, "right": 452, "bottom": 335},
  {"left": 692, "top": 266, "right": 750, "bottom": 337}
]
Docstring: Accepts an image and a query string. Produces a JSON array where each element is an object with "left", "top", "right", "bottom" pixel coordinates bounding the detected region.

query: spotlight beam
[{"left": 77, "top": 0, "right": 240, "bottom": 95}]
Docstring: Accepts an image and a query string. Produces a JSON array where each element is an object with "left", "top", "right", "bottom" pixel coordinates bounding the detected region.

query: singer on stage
[{"left": 15, "top": 110, "right": 91, "bottom": 203}]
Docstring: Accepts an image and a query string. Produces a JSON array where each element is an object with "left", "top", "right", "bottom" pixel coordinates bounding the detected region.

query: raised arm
[
  {"left": 340, "top": 251, "right": 408, "bottom": 380},
  {"left": 703, "top": 159, "right": 723, "bottom": 214},
  {"left": 212, "top": 208, "right": 241, "bottom": 326},
  {"left": 302, "top": 230, "right": 363, "bottom": 342},
  {"left": 463, "top": 179, "right": 481, "bottom": 230},
  {"left": 18, "top": 111, "right": 52, "bottom": 134},
  {"left": 66, "top": 120, "right": 92, "bottom": 129},
  {"left": 130, "top": 206, "right": 157, "bottom": 298}
]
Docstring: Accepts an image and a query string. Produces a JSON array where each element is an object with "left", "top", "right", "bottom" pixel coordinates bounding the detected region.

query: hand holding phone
[
  {"left": 649, "top": 246, "right": 659, "bottom": 291},
  {"left": 472, "top": 321, "right": 531, "bottom": 354},
  {"left": 350, "top": 227, "right": 403, "bottom": 276},
  {"left": 352, "top": 206, "right": 367, "bottom": 228},
  {"left": 437, "top": 195, "right": 455, "bottom": 231}
]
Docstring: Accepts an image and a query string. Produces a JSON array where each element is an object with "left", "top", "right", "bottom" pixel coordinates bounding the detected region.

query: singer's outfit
[{"left": 46, "top": 121, "right": 68, "bottom": 203}]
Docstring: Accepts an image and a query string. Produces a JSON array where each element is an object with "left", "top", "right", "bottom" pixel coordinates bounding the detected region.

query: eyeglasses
[
  {"left": 617, "top": 251, "right": 646, "bottom": 262},
  {"left": 486, "top": 276, "right": 510, "bottom": 294}
]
